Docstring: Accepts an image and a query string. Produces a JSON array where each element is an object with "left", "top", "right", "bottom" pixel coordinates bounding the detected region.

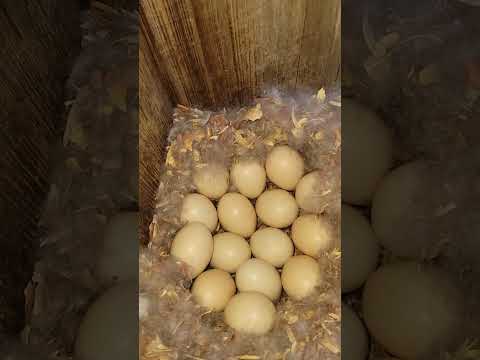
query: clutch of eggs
[{"left": 167, "top": 145, "right": 336, "bottom": 335}]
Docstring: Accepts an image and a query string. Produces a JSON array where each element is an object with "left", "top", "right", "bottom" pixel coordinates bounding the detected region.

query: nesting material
[{"left": 142, "top": 88, "right": 340, "bottom": 360}]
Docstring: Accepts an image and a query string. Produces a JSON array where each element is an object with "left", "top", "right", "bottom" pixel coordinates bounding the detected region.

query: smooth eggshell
[
  {"left": 96, "top": 212, "right": 138, "bottom": 284},
  {"left": 224, "top": 292, "right": 276, "bottom": 334},
  {"left": 193, "top": 163, "right": 229, "bottom": 199},
  {"left": 281, "top": 255, "right": 321, "bottom": 300},
  {"left": 341, "top": 204, "right": 379, "bottom": 293},
  {"left": 75, "top": 281, "right": 137, "bottom": 360},
  {"left": 362, "top": 262, "right": 463, "bottom": 359},
  {"left": 170, "top": 222, "right": 213, "bottom": 278},
  {"left": 191, "top": 269, "right": 236, "bottom": 311},
  {"left": 371, "top": 160, "right": 434, "bottom": 259},
  {"left": 256, "top": 189, "right": 299, "bottom": 228},
  {"left": 342, "top": 303, "right": 369, "bottom": 360},
  {"left": 295, "top": 171, "right": 325, "bottom": 213},
  {"left": 235, "top": 258, "right": 282, "bottom": 301},
  {"left": 210, "top": 232, "right": 251, "bottom": 273},
  {"left": 217, "top": 193, "right": 257, "bottom": 237},
  {"left": 266, "top": 145, "right": 305, "bottom": 190},
  {"left": 231, "top": 159, "right": 266, "bottom": 198},
  {"left": 342, "top": 99, "right": 393, "bottom": 205},
  {"left": 180, "top": 193, "right": 218, "bottom": 231},
  {"left": 291, "top": 214, "right": 333, "bottom": 257},
  {"left": 250, "top": 227, "right": 293, "bottom": 267}
]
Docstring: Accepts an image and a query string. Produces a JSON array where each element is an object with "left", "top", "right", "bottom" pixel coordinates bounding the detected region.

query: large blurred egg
[
  {"left": 362, "top": 262, "right": 463, "bottom": 359},
  {"left": 75, "top": 282, "right": 137, "bottom": 360},
  {"left": 371, "top": 160, "right": 434, "bottom": 259},
  {"left": 96, "top": 212, "right": 138, "bottom": 284},
  {"left": 342, "top": 204, "right": 379, "bottom": 293},
  {"left": 342, "top": 303, "right": 369, "bottom": 360},
  {"left": 342, "top": 99, "right": 393, "bottom": 205}
]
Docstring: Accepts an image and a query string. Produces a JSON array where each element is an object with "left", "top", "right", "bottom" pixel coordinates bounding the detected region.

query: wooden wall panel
[
  {"left": 139, "top": 0, "right": 341, "bottom": 108},
  {"left": 0, "top": 0, "right": 80, "bottom": 333}
]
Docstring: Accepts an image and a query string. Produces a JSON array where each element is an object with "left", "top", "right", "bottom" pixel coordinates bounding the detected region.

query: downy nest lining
[{"left": 141, "top": 87, "right": 341, "bottom": 360}]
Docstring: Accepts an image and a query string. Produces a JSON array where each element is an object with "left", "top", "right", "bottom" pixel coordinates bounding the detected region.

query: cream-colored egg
[
  {"left": 342, "top": 303, "right": 369, "bottom": 360},
  {"left": 217, "top": 192, "right": 257, "bottom": 237},
  {"left": 96, "top": 212, "right": 138, "bottom": 284},
  {"left": 191, "top": 269, "right": 236, "bottom": 311},
  {"left": 193, "top": 163, "right": 229, "bottom": 199},
  {"left": 230, "top": 159, "right": 266, "bottom": 199},
  {"left": 210, "top": 232, "right": 251, "bottom": 273},
  {"left": 291, "top": 214, "right": 333, "bottom": 257},
  {"left": 256, "top": 189, "right": 299, "bottom": 228},
  {"left": 266, "top": 145, "right": 305, "bottom": 190},
  {"left": 75, "top": 281, "right": 136, "bottom": 360},
  {"left": 295, "top": 171, "right": 324, "bottom": 213},
  {"left": 371, "top": 160, "right": 434, "bottom": 259},
  {"left": 362, "top": 262, "right": 463, "bottom": 359},
  {"left": 180, "top": 193, "right": 218, "bottom": 231},
  {"left": 342, "top": 204, "right": 379, "bottom": 293},
  {"left": 170, "top": 222, "right": 213, "bottom": 278},
  {"left": 235, "top": 258, "right": 282, "bottom": 301},
  {"left": 342, "top": 99, "right": 393, "bottom": 205},
  {"left": 250, "top": 227, "right": 293, "bottom": 267},
  {"left": 224, "top": 292, "right": 276, "bottom": 334},
  {"left": 281, "top": 255, "right": 321, "bottom": 300}
]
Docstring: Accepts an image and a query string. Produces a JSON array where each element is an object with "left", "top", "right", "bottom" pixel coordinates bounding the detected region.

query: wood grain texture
[
  {"left": 140, "top": 0, "right": 340, "bottom": 108},
  {"left": 0, "top": 0, "right": 80, "bottom": 333},
  {"left": 139, "top": 15, "right": 173, "bottom": 243}
]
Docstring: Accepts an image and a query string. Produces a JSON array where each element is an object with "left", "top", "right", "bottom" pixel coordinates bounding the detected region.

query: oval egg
[
  {"left": 250, "top": 227, "right": 293, "bottom": 267},
  {"left": 170, "top": 222, "right": 213, "bottom": 278},
  {"left": 193, "top": 163, "right": 229, "bottom": 199},
  {"left": 96, "top": 212, "right": 138, "bottom": 284},
  {"left": 210, "top": 232, "right": 251, "bottom": 273},
  {"left": 256, "top": 189, "right": 298, "bottom": 228},
  {"left": 235, "top": 258, "right": 282, "bottom": 301},
  {"left": 191, "top": 269, "right": 236, "bottom": 311},
  {"left": 342, "top": 303, "right": 369, "bottom": 360},
  {"left": 266, "top": 145, "right": 304, "bottom": 190},
  {"left": 291, "top": 214, "right": 333, "bottom": 257},
  {"left": 230, "top": 158, "right": 266, "bottom": 199},
  {"left": 180, "top": 193, "right": 218, "bottom": 231},
  {"left": 75, "top": 281, "right": 137, "bottom": 360},
  {"left": 224, "top": 292, "right": 276, "bottom": 335},
  {"left": 281, "top": 255, "right": 321, "bottom": 300},
  {"left": 217, "top": 192, "right": 257, "bottom": 237}
]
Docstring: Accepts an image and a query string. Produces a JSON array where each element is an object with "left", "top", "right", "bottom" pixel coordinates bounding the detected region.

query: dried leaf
[
  {"left": 264, "top": 127, "right": 288, "bottom": 146},
  {"left": 244, "top": 103, "right": 263, "bottom": 121},
  {"left": 316, "top": 88, "right": 326, "bottom": 103},
  {"left": 165, "top": 147, "right": 176, "bottom": 167}
]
